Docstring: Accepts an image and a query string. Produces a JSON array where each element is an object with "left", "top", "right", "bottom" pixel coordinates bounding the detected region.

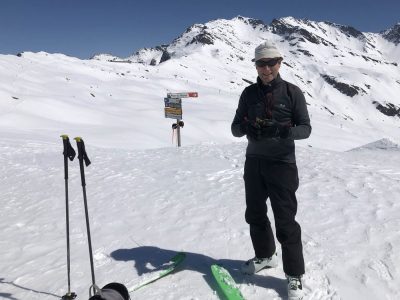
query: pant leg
[
  {"left": 265, "top": 163, "right": 305, "bottom": 276},
  {"left": 243, "top": 157, "right": 276, "bottom": 258}
]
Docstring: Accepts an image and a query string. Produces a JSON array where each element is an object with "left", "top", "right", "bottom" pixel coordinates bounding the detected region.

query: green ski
[
  {"left": 128, "top": 252, "right": 186, "bottom": 292},
  {"left": 211, "top": 264, "right": 245, "bottom": 300}
]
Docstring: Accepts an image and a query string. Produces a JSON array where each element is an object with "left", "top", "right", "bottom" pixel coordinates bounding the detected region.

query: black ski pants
[{"left": 244, "top": 156, "right": 305, "bottom": 276}]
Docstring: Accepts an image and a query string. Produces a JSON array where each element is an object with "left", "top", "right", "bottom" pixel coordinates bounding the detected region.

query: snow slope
[{"left": 1, "top": 139, "right": 400, "bottom": 299}]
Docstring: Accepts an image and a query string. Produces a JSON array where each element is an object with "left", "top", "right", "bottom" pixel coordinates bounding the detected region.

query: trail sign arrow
[{"left": 167, "top": 92, "right": 198, "bottom": 99}]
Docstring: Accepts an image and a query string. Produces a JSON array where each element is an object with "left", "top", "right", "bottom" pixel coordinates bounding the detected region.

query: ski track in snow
[{"left": 1, "top": 140, "right": 400, "bottom": 299}]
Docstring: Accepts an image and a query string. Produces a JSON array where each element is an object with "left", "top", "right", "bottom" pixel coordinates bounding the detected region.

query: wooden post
[{"left": 176, "top": 119, "right": 181, "bottom": 147}]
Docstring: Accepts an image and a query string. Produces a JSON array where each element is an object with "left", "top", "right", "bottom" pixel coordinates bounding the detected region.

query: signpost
[
  {"left": 164, "top": 92, "right": 198, "bottom": 147},
  {"left": 164, "top": 98, "right": 182, "bottom": 119},
  {"left": 167, "top": 92, "right": 198, "bottom": 99}
]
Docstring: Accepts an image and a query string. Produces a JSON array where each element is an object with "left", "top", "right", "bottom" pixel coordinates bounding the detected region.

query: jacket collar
[{"left": 256, "top": 73, "right": 283, "bottom": 89}]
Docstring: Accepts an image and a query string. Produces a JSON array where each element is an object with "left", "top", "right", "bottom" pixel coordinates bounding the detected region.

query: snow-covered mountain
[
  {"left": 124, "top": 16, "right": 400, "bottom": 124},
  {"left": 1, "top": 16, "right": 400, "bottom": 150},
  {"left": 382, "top": 22, "right": 400, "bottom": 45}
]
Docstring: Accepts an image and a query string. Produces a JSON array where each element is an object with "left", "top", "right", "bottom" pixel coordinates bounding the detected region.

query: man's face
[{"left": 255, "top": 58, "right": 282, "bottom": 84}]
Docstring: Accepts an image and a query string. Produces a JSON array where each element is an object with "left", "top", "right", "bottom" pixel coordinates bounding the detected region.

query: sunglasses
[{"left": 255, "top": 58, "right": 281, "bottom": 68}]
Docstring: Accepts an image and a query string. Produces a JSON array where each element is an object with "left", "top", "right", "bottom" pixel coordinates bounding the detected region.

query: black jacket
[{"left": 231, "top": 74, "right": 311, "bottom": 163}]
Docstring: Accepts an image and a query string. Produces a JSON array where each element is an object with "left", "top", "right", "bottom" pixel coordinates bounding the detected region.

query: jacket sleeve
[
  {"left": 231, "top": 89, "right": 248, "bottom": 137},
  {"left": 289, "top": 86, "right": 312, "bottom": 140}
]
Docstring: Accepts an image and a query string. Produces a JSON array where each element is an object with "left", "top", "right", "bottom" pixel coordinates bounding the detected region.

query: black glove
[
  {"left": 257, "top": 119, "right": 291, "bottom": 139},
  {"left": 240, "top": 119, "right": 262, "bottom": 140},
  {"left": 258, "top": 119, "right": 279, "bottom": 138}
]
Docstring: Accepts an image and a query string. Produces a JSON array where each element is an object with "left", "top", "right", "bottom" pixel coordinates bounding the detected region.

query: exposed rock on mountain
[
  {"left": 159, "top": 50, "right": 172, "bottom": 63},
  {"left": 321, "top": 75, "right": 366, "bottom": 97},
  {"left": 325, "top": 22, "right": 365, "bottom": 39},
  {"left": 269, "top": 18, "right": 335, "bottom": 47},
  {"left": 236, "top": 16, "right": 266, "bottom": 29},
  {"left": 297, "top": 49, "right": 313, "bottom": 57},
  {"left": 150, "top": 58, "right": 157, "bottom": 66},
  {"left": 382, "top": 23, "right": 400, "bottom": 45},
  {"left": 189, "top": 31, "right": 215, "bottom": 45},
  {"left": 373, "top": 101, "right": 400, "bottom": 117}
]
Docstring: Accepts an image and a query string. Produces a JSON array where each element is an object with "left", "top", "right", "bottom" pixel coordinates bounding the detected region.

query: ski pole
[
  {"left": 74, "top": 137, "right": 99, "bottom": 296},
  {"left": 60, "top": 135, "right": 77, "bottom": 300}
]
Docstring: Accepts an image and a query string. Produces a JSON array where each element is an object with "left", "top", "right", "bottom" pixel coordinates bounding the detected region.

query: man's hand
[
  {"left": 257, "top": 118, "right": 291, "bottom": 139},
  {"left": 240, "top": 119, "right": 262, "bottom": 140},
  {"left": 241, "top": 118, "right": 291, "bottom": 140}
]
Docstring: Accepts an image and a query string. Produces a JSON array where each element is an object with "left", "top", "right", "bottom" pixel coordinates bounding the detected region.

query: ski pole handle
[
  {"left": 60, "top": 135, "right": 76, "bottom": 179},
  {"left": 74, "top": 137, "right": 91, "bottom": 187},
  {"left": 61, "top": 135, "right": 76, "bottom": 161},
  {"left": 74, "top": 137, "right": 91, "bottom": 167}
]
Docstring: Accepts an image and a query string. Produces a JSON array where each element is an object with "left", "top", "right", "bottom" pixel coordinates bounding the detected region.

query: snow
[
  {"left": 1, "top": 16, "right": 400, "bottom": 300},
  {"left": 1, "top": 140, "right": 400, "bottom": 300}
]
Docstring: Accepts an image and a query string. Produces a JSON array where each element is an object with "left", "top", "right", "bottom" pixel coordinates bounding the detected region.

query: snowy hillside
[
  {"left": 1, "top": 16, "right": 400, "bottom": 150},
  {"left": 1, "top": 139, "right": 400, "bottom": 299}
]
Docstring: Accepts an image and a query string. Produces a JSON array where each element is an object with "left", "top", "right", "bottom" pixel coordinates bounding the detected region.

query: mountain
[
  {"left": 123, "top": 16, "right": 400, "bottom": 122},
  {"left": 381, "top": 22, "right": 400, "bottom": 45},
  {"left": 1, "top": 16, "right": 400, "bottom": 150},
  {"left": 116, "top": 16, "right": 400, "bottom": 64}
]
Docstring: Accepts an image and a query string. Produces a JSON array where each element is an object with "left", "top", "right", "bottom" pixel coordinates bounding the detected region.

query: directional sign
[
  {"left": 165, "top": 107, "right": 182, "bottom": 114},
  {"left": 167, "top": 92, "right": 198, "bottom": 99},
  {"left": 164, "top": 91, "right": 198, "bottom": 147},
  {"left": 164, "top": 97, "right": 182, "bottom": 105},
  {"left": 164, "top": 107, "right": 182, "bottom": 120},
  {"left": 164, "top": 98, "right": 182, "bottom": 109},
  {"left": 165, "top": 102, "right": 181, "bottom": 109}
]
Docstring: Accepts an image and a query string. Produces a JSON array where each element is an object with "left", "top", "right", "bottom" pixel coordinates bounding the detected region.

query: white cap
[{"left": 252, "top": 41, "right": 282, "bottom": 62}]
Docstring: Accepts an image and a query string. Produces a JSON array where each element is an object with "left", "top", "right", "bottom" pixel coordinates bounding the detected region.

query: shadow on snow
[
  {"left": 0, "top": 277, "right": 60, "bottom": 299},
  {"left": 111, "top": 245, "right": 286, "bottom": 298}
]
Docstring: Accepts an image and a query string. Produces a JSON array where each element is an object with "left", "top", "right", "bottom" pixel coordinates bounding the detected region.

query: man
[{"left": 231, "top": 41, "right": 311, "bottom": 300}]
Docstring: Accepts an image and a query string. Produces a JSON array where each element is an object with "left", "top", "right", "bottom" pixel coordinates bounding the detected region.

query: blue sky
[{"left": 1, "top": 0, "right": 399, "bottom": 59}]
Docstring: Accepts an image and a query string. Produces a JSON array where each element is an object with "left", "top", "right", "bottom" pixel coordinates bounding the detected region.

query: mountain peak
[
  {"left": 381, "top": 23, "right": 400, "bottom": 45},
  {"left": 324, "top": 21, "right": 364, "bottom": 39},
  {"left": 273, "top": 16, "right": 332, "bottom": 30},
  {"left": 269, "top": 17, "right": 334, "bottom": 46},
  {"left": 232, "top": 15, "right": 266, "bottom": 28},
  {"left": 270, "top": 17, "right": 365, "bottom": 41}
]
